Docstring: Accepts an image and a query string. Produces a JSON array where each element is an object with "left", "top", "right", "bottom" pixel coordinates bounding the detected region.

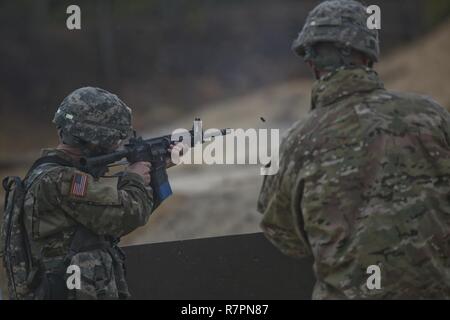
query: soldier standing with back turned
[{"left": 258, "top": 0, "right": 450, "bottom": 299}]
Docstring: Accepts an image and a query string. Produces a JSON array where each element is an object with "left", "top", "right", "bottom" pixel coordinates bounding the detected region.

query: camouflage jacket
[
  {"left": 258, "top": 66, "right": 450, "bottom": 299},
  {"left": 24, "top": 148, "right": 154, "bottom": 299}
]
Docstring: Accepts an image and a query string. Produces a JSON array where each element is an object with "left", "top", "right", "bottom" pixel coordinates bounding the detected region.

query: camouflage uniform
[
  {"left": 258, "top": 0, "right": 450, "bottom": 300},
  {"left": 24, "top": 148, "right": 153, "bottom": 299},
  {"left": 23, "top": 87, "right": 153, "bottom": 299}
]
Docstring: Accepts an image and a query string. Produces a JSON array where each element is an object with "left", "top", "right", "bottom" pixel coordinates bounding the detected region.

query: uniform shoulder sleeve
[
  {"left": 257, "top": 119, "right": 312, "bottom": 259},
  {"left": 423, "top": 97, "right": 450, "bottom": 147},
  {"left": 40, "top": 166, "right": 154, "bottom": 237}
]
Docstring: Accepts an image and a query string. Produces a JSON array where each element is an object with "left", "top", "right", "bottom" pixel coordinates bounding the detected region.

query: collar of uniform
[
  {"left": 310, "top": 66, "right": 385, "bottom": 110},
  {"left": 40, "top": 148, "right": 76, "bottom": 165}
]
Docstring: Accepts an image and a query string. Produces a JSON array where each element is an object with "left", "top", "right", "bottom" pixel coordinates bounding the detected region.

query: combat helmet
[
  {"left": 292, "top": 0, "right": 380, "bottom": 67},
  {"left": 53, "top": 87, "right": 133, "bottom": 154}
]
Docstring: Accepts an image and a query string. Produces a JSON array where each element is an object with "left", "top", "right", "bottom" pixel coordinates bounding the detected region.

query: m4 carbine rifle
[{"left": 79, "top": 118, "right": 229, "bottom": 208}]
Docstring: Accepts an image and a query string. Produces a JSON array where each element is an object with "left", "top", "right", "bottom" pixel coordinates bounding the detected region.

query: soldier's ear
[{"left": 57, "top": 128, "right": 63, "bottom": 141}]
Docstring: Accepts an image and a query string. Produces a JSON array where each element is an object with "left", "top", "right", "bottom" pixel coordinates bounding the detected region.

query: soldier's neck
[{"left": 56, "top": 143, "right": 83, "bottom": 161}]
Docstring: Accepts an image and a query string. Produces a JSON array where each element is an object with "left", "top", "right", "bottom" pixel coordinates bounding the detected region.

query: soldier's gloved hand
[{"left": 126, "top": 161, "right": 151, "bottom": 185}]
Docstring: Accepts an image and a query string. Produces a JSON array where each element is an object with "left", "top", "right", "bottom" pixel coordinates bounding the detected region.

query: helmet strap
[
  {"left": 304, "top": 43, "right": 370, "bottom": 78},
  {"left": 59, "top": 128, "right": 102, "bottom": 157}
]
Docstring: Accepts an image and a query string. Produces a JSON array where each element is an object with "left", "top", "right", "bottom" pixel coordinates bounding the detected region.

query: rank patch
[{"left": 70, "top": 173, "right": 88, "bottom": 197}]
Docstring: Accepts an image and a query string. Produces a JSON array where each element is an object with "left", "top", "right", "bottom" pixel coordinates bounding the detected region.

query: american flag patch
[{"left": 70, "top": 173, "right": 88, "bottom": 197}]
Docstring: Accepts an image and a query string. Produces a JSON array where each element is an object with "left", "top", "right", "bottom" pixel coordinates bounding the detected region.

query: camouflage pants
[{"left": 66, "top": 249, "right": 129, "bottom": 300}]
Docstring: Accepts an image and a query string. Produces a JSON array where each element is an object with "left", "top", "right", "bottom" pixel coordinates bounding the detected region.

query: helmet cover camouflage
[
  {"left": 53, "top": 87, "right": 133, "bottom": 151},
  {"left": 292, "top": 0, "right": 380, "bottom": 62}
]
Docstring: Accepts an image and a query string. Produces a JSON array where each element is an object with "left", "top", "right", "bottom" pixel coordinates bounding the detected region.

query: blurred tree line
[{"left": 0, "top": 0, "right": 449, "bottom": 135}]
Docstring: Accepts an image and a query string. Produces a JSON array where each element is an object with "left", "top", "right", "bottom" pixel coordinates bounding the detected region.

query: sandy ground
[{"left": 120, "top": 80, "right": 312, "bottom": 245}]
